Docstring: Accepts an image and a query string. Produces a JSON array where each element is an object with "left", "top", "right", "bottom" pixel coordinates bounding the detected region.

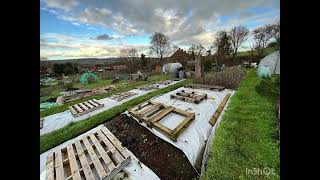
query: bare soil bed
[{"left": 104, "top": 114, "right": 199, "bottom": 180}]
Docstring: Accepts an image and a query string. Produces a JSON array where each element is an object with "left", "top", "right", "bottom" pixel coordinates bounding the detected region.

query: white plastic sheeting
[
  {"left": 258, "top": 51, "right": 280, "bottom": 75},
  {"left": 40, "top": 80, "right": 184, "bottom": 136},
  {"left": 162, "top": 63, "right": 182, "bottom": 74},
  {"left": 125, "top": 87, "right": 235, "bottom": 166},
  {"left": 40, "top": 125, "right": 160, "bottom": 180}
]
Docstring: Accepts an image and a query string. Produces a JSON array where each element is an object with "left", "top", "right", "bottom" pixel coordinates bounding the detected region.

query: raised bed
[{"left": 129, "top": 101, "right": 195, "bottom": 141}]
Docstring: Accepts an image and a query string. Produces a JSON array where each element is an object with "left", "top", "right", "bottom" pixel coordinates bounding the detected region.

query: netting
[{"left": 80, "top": 72, "right": 98, "bottom": 84}]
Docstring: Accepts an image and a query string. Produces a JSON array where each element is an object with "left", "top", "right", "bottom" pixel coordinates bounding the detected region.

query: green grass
[
  {"left": 40, "top": 79, "right": 190, "bottom": 154},
  {"left": 203, "top": 69, "right": 279, "bottom": 180},
  {"left": 40, "top": 74, "right": 170, "bottom": 118}
]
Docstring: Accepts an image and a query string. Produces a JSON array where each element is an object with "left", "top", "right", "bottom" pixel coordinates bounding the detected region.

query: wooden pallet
[
  {"left": 170, "top": 90, "right": 207, "bottom": 104},
  {"left": 69, "top": 99, "right": 104, "bottom": 117},
  {"left": 157, "top": 80, "right": 172, "bottom": 85},
  {"left": 129, "top": 101, "right": 195, "bottom": 141},
  {"left": 209, "top": 93, "right": 231, "bottom": 126},
  {"left": 109, "top": 92, "right": 138, "bottom": 102},
  {"left": 128, "top": 101, "right": 162, "bottom": 125},
  {"left": 46, "top": 126, "right": 131, "bottom": 180},
  {"left": 138, "top": 84, "right": 159, "bottom": 91},
  {"left": 184, "top": 83, "right": 225, "bottom": 91},
  {"left": 40, "top": 118, "right": 44, "bottom": 129}
]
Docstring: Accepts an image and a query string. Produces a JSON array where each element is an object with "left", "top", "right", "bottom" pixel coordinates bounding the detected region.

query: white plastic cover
[
  {"left": 40, "top": 80, "right": 184, "bottom": 136},
  {"left": 125, "top": 87, "right": 235, "bottom": 166},
  {"left": 258, "top": 51, "right": 280, "bottom": 74},
  {"left": 162, "top": 63, "right": 182, "bottom": 74}
]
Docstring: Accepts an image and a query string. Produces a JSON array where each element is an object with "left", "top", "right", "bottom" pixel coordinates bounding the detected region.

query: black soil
[{"left": 104, "top": 114, "right": 199, "bottom": 180}]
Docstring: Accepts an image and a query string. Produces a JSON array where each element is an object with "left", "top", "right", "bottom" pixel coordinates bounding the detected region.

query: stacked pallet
[
  {"left": 170, "top": 90, "right": 207, "bottom": 104},
  {"left": 69, "top": 99, "right": 104, "bottom": 117},
  {"left": 129, "top": 101, "right": 195, "bottom": 141},
  {"left": 46, "top": 126, "right": 131, "bottom": 180},
  {"left": 184, "top": 83, "right": 225, "bottom": 91},
  {"left": 109, "top": 92, "right": 138, "bottom": 102}
]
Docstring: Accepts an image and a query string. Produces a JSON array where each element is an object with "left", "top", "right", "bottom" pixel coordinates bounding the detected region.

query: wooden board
[
  {"left": 69, "top": 99, "right": 104, "bottom": 117},
  {"left": 209, "top": 93, "right": 231, "bottom": 126},
  {"left": 45, "top": 126, "right": 131, "bottom": 180},
  {"left": 184, "top": 83, "right": 225, "bottom": 91}
]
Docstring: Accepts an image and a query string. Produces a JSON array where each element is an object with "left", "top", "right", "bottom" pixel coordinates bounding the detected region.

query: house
[{"left": 170, "top": 48, "right": 193, "bottom": 66}]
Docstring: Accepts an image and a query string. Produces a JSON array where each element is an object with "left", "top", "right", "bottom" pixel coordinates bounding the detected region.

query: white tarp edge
[
  {"left": 40, "top": 125, "right": 160, "bottom": 180},
  {"left": 40, "top": 80, "right": 185, "bottom": 136},
  {"left": 124, "top": 87, "right": 235, "bottom": 166}
]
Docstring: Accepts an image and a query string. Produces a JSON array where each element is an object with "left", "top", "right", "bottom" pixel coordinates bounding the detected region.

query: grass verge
[
  {"left": 203, "top": 69, "right": 279, "bottom": 179},
  {"left": 40, "top": 74, "right": 170, "bottom": 118},
  {"left": 40, "top": 79, "right": 190, "bottom": 154}
]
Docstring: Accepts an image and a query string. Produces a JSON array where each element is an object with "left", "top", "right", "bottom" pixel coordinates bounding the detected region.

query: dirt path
[{"left": 104, "top": 114, "right": 199, "bottom": 180}]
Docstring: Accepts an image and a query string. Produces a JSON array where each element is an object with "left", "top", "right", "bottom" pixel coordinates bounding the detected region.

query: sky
[{"left": 40, "top": 0, "right": 280, "bottom": 60}]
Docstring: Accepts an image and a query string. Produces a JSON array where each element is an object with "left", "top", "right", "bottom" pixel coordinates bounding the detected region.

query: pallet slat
[
  {"left": 82, "top": 136, "right": 108, "bottom": 179},
  {"left": 89, "top": 134, "right": 116, "bottom": 172},
  {"left": 75, "top": 140, "right": 95, "bottom": 180},
  {"left": 66, "top": 144, "right": 81, "bottom": 180},
  {"left": 55, "top": 149, "right": 64, "bottom": 180},
  {"left": 97, "top": 130, "right": 125, "bottom": 164},
  {"left": 46, "top": 153, "right": 55, "bottom": 180}
]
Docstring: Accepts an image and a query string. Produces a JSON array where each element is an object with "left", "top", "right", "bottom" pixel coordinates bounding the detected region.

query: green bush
[{"left": 255, "top": 76, "right": 280, "bottom": 98}]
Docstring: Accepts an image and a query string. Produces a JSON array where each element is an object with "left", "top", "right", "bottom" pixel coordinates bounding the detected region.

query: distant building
[{"left": 170, "top": 48, "right": 193, "bottom": 66}]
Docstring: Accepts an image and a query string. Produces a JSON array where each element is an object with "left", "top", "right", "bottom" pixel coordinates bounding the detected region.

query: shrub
[
  {"left": 255, "top": 75, "right": 280, "bottom": 98},
  {"left": 194, "top": 66, "right": 246, "bottom": 89}
]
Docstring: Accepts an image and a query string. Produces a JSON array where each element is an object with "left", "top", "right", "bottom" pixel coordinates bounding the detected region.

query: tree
[
  {"left": 229, "top": 25, "right": 249, "bottom": 59},
  {"left": 188, "top": 44, "right": 206, "bottom": 56},
  {"left": 271, "top": 20, "right": 280, "bottom": 50},
  {"left": 215, "top": 30, "right": 232, "bottom": 56},
  {"left": 140, "top": 53, "right": 147, "bottom": 69},
  {"left": 253, "top": 25, "right": 274, "bottom": 57},
  {"left": 150, "top": 32, "right": 170, "bottom": 63}
]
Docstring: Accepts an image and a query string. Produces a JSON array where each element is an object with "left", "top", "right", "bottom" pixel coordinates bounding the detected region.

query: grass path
[
  {"left": 40, "top": 79, "right": 190, "bottom": 154},
  {"left": 203, "top": 69, "right": 280, "bottom": 179}
]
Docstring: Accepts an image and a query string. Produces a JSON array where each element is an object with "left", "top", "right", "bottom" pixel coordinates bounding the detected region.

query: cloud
[
  {"left": 44, "top": 0, "right": 77, "bottom": 11},
  {"left": 72, "top": 22, "right": 80, "bottom": 26},
  {"left": 91, "top": 34, "right": 112, "bottom": 40},
  {"left": 46, "top": 0, "right": 278, "bottom": 45},
  {"left": 40, "top": 33, "right": 148, "bottom": 59}
]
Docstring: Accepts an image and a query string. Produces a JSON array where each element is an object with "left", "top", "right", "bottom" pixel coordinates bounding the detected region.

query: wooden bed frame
[{"left": 129, "top": 101, "right": 195, "bottom": 141}]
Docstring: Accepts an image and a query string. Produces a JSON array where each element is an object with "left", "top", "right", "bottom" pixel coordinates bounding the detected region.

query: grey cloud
[
  {"left": 44, "top": 0, "right": 77, "bottom": 11},
  {"left": 44, "top": 0, "right": 279, "bottom": 45},
  {"left": 91, "top": 34, "right": 112, "bottom": 40}
]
